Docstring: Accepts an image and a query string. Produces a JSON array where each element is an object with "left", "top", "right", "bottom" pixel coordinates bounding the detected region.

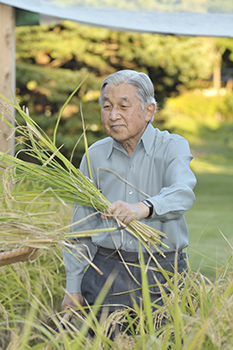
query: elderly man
[{"left": 62, "top": 70, "right": 196, "bottom": 329}]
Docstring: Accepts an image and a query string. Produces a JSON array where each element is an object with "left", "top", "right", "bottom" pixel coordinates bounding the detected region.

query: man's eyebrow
[
  {"left": 119, "top": 96, "right": 130, "bottom": 102},
  {"left": 102, "top": 96, "right": 130, "bottom": 102},
  {"left": 102, "top": 97, "right": 110, "bottom": 102}
]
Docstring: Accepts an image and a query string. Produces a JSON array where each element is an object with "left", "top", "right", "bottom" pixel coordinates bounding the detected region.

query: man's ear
[{"left": 145, "top": 103, "right": 156, "bottom": 122}]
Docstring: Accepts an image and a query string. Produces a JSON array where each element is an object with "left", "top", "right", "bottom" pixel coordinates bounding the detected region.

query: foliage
[
  {"left": 215, "top": 38, "right": 233, "bottom": 67},
  {"left": 155, "top": 90, "right": 233, "bottom": 152},
  {"left": 15, "top": 62, "right": 105, "bottom": 166},
  {"left": 161, "top": 90, "right": 233, "bottom": 121},
  {"left": 15, "top": 21, "right": 222, "bottom": 165},
  {"left": 16, "top": 21, "right": 219, "bottom": 97}
]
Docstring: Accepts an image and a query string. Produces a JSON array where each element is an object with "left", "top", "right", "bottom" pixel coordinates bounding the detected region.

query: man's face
[{"left": 101, "top": 83, "right": 153, "bottom": 155}]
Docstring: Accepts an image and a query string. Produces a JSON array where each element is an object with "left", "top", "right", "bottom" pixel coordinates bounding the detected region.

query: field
[
  {"left": 187, "top": 152, "right": 233, "bottom": 280},
  {"left": 170, "top": 114, "right": 233, "bottom": 280},
  {"left": 0, "top": 113, "right": 233, "bottom": 349}
]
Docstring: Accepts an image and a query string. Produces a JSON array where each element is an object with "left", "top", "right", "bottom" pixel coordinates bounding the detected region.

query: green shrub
[{"left": 164, "top": 91, "right": 233, "bottom": 121}]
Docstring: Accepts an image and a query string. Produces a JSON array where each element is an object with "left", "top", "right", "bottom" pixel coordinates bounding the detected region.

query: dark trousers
[{"left": 81, "top": 247, "right": 187, "bottom": 336}]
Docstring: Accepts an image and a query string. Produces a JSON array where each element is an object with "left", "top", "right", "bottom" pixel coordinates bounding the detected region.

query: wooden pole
[
  {"left": 0, "top": 3, "right": 15, "bottom": 155},
  {"left": 213, "top": 65, "right": 221, "bottom": 95}
]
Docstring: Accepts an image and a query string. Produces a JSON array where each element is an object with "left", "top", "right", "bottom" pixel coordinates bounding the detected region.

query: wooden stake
[
  {"left": 213, "top": 65, "right": 221, "bottom": 95},
  {"left": 0, "top": 3, "right": 15, "bottom": 156}
]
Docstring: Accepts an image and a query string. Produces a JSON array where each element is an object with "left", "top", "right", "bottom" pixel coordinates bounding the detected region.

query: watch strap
[{"left": 142, "top": 200, "right": 153, "bottom": 218}]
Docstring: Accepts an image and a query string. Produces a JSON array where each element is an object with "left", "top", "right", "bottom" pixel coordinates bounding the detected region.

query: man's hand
[
  {"left": 101, "top": 200, "right": 152, "bottom": 225},
  {"left": 61, "top": 293, "right": 83, "bottom": 314}
]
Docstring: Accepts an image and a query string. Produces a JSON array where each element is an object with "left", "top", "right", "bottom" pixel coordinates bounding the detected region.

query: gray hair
[{"left": 99, "top": 70, "right": 157, "bottom": 122}]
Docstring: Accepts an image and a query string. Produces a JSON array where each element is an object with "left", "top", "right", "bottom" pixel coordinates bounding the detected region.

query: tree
[{"left": 15, "top": 21, "right": 223, "bottom": 165}]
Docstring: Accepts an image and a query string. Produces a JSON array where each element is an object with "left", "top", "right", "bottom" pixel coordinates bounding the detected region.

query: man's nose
[{"left": 109, "top": 107, "right": 120, "bottom": 120}]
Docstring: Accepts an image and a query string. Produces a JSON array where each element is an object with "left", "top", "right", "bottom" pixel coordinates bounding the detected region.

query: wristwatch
[{"left": 142, "top": 200, "right": 153, "bottom": 218}]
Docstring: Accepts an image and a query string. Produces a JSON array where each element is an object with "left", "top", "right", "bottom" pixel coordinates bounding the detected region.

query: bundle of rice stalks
[
  {"left": 0, "top": 210, "right": 54, "bottom": 266},
  {"left": 0, "top": 89, "right": 168, "bottom": 256},
  {"left": 0, "top": 209, "right": 100, "bottom": 266}
]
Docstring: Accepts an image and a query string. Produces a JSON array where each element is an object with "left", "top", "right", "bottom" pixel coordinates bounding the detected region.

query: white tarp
[{"left": 1, "top": 0, "right": 233, "bottom": 37}]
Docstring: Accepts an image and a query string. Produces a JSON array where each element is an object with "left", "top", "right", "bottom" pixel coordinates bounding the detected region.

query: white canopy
[{"left": 1, "top": 0, "right": 233, "bottom": 37}]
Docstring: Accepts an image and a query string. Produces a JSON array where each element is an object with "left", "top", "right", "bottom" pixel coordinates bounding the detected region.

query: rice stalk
[
  {"left": 0, "top": 210, "right": 121, "bottom": 253},
  {"left": 0, "top": 91, "right": 168, "bottom": 255}
]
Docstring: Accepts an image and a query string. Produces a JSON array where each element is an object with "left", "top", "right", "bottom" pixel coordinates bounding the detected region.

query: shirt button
[
  {"left": 129, "top": 240, "right": 134, "bottom": 244},
  {"left": 129, "top": 190, "right": 133, "bottom": 195}
]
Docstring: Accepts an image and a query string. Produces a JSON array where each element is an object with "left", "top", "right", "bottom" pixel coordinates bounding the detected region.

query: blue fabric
[{"left": 81, "top": 248, "right": 187, "bottom": 316}]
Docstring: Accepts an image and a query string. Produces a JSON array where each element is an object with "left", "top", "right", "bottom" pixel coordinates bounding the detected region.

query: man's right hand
[{"left": 61, "top": 293, "right": 83, "bottom": 313}]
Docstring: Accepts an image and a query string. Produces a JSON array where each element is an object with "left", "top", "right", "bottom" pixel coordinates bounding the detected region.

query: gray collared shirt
[{"left": 63, "top": 124, "right": 196, "bottom": 293}]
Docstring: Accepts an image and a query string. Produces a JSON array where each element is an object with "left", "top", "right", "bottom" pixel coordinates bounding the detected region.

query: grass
[
  {"left": 0, "top": 243, "right": 232, "bottom": 349},
  {"left": 186, "top": 171, "right": 233, "bottom": 280},
  {"left": 162, "top": 110, "right": 233, "bottom": 280},
  {"left": 2, "top": 147, "right": 233, "bottom": 348},
  {"left": 182, "top": 144, "right": 233, "bottom": 281},
  {"left": 1, "top": 148, "right": 232, "bottom": 349}
]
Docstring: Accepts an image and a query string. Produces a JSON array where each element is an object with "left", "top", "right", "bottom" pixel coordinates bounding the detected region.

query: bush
[{"left": 163, "top": 91, "right": 233, "bottom": 121}]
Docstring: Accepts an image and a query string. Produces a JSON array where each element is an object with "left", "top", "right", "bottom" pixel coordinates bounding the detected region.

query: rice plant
[
  {"left": 1, "top": 87, "right": 233, "bottom": 349},
  {"left": 1, "top": 241, "right": 232, "bottom": 349},
  {"left": 0, "top": 89, "right": 167, "bottom": 256}
]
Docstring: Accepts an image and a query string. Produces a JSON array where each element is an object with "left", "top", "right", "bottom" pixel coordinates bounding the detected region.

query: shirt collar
[
  {"left": 141, "top": 123, "right": 155, "bottom": 155},
  {"left": 106, "top": 123, "right": 155, "bottom": 159},
  {"left": 106, "top": 138, "right": 124, "bottom": 159}
]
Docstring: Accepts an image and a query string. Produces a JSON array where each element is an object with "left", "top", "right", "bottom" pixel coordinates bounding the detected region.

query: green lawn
[
  {"left": 185, "top": 152, "right": 233, "bottom": 280},
  {"left": 166, "top": 116, "right": 233, "bottom": 280}
]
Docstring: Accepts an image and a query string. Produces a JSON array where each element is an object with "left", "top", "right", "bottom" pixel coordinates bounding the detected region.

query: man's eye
[{"left": 103, "top": 105, "right": 111, "bottom": 109}]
